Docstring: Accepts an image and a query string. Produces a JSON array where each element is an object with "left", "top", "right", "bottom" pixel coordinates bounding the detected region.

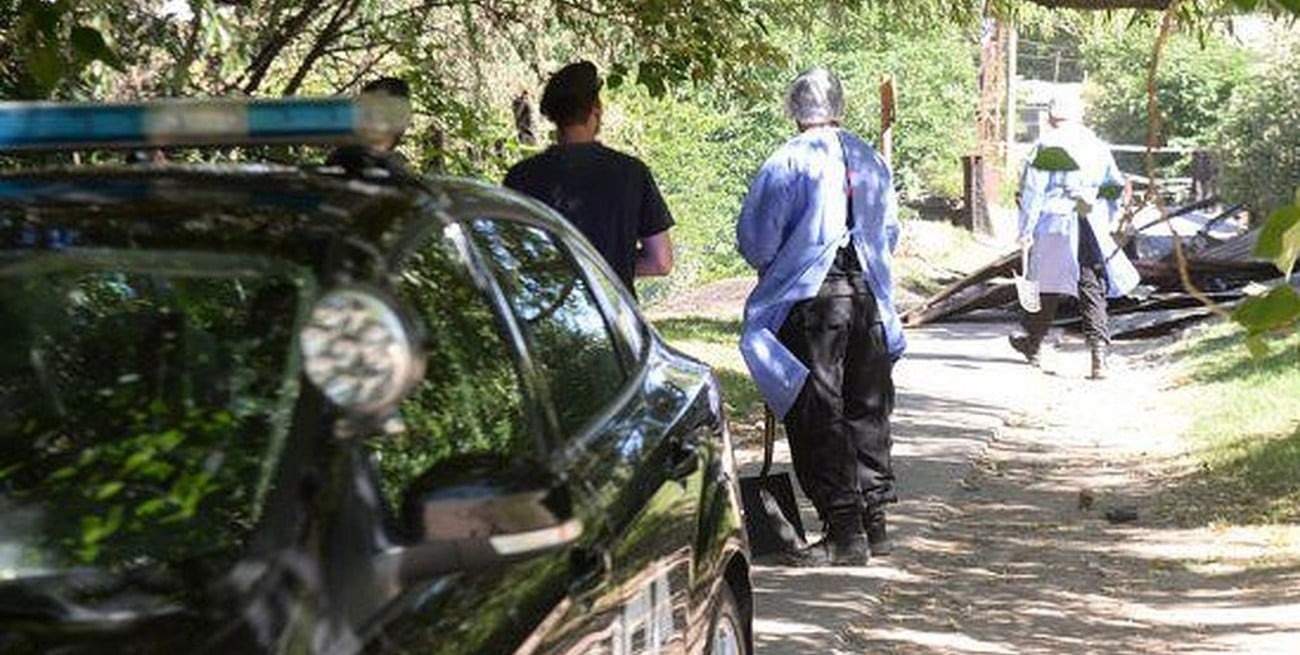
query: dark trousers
[
  {"left": 777, "top": 279, "right": 896, "bottom": 524},
  {"left": 1021, "top": 220, "right": 1110, "bottom": 350}
]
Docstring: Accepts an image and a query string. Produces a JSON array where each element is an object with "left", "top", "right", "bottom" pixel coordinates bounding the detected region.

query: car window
[
  {"left": 468, "top": 218, "right": 626, "bottom": 438},
  {"left": 583, "top": 253, "right": 646, "bottom": 365},
  {"left": 369, "top": 227, "right": 529, "bottom": 509},
  {"left": 0, "top": 256, "right": 306, "bottom": 579}
]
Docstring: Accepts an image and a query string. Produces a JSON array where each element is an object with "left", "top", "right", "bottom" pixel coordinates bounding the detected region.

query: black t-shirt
[{"left": 503, "top": 142, "right": 674, "bottom": 292}]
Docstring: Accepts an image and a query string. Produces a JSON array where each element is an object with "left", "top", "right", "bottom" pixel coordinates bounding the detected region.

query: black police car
[{"left": 0, "top": 98, "right": 751, "bottom": 655}]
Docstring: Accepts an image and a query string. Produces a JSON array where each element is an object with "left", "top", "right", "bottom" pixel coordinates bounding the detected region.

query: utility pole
[
  {"left": 967, "top": 17, "right": 1003, "bottom": 235},
  {"left": 1005, "top": 23, "right": 1018, "bottom": 181}
]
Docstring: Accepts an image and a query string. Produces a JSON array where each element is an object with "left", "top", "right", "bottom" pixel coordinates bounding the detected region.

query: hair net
[
  {"left": 1047, "top": 92, "right": 1085, "bottom": 122},
  {"left": 785, "top": 67, "right": 845, "bottom": 126}
]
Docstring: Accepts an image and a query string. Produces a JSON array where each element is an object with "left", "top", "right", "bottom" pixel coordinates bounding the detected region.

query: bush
[
  {"left": 789, "top": 14, "right": 979, "bottom": 199},
  {"left": 1213, "top": 43, "right": 1300, "bottom": 221},
  {"left": 602, "top": 88, "right": 779, "bottom": 302},
  {"left": 609, "top": 10, "right": 979, "bottom": 301},
  {"left": 1082, "top": 28, "right": 1250, "bottom": 150}
]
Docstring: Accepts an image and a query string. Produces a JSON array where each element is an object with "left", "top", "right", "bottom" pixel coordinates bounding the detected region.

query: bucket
[{"left": 1015, "top": 244, "right": 1041, "bottom": 313}]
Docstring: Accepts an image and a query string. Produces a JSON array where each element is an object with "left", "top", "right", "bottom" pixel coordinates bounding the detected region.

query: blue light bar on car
[{"left": 0, "top": 95, "right": 410, "bottom": 151}]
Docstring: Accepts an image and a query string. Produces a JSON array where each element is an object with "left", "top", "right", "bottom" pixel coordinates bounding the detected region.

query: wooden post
[
  {"left": 879, "top": 74, "right": 895, "bottom": 167},
  {"left": 962, "top": 155, "right": 988, "bottom": 232},
  {"left": 970, "top": 17, "right": 1002, "bottom": 235},
  {"left": 1005, "top": 24, "right": 1018, "bottom": 180}
]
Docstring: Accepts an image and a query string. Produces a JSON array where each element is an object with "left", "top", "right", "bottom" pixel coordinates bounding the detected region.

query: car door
[
  {"left": 357, "top": 222, "right": 578, "bottom": 655},
  {"left": 464, "top": 216, "right": 702, "bottom": 655}
]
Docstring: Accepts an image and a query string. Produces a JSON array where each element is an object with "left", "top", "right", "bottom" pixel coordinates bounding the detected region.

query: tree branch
[
  {"left": 280, "top": 0, "right": 363, "bottom": 96},
  {"left": 169, "top": 5, "right": 204, "bottom": 93},
  {"left": 240, "top": 2, "right": 324, "bottom": 95}
]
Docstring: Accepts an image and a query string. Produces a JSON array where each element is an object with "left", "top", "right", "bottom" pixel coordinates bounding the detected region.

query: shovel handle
[{"left": 761, "top": 404, "right": 776, "bottom": 480}]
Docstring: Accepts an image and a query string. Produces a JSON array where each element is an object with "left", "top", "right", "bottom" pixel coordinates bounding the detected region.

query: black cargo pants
[
  {"left": 1021, "top": 215, "right": 1110, "bottom": 350},
  {"left": 777, "top": 248, "right": 896, "bottom": 525}
]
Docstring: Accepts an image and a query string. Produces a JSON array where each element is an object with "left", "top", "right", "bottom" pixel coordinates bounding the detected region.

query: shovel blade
[{"left": 739, "top": 473, "right": 806, "bottom": 556}]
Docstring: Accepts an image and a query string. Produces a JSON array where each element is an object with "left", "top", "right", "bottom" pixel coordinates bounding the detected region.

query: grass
[
  {"left": 652, "top": 317, "right": 764, "bottom": 441},
  {"left": 1164, "top": 322, "right": 1300, "bottom": 525}
]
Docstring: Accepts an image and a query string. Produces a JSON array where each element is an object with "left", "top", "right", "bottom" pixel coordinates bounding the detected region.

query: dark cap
[
  {"left": 540, "top": 61, "right": 602, "bottom": 126},
  {"left": 361, "top": 76, "right": 410, "bottom": 99}
]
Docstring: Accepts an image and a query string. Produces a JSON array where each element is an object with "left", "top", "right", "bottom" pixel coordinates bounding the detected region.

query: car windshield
[{"left": 0, "top": 250, "right": 308, "bottom": 580}]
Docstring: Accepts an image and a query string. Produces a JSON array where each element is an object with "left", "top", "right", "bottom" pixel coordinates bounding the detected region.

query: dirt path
[
  {"left": 711, "top": 316, "right": 1300, "bottom": 654},
  {"left": 648, "top": 273, "right": 1300, "bottom": 654},
  {"left": 850, "top": 333, "right": 1300, "bottom": 655}
]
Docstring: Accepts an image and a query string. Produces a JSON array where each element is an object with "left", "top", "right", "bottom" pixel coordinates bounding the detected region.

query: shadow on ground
[
  {"left": 857, "top": 434, "right": 1300, "bottom": 654},
  {"left": 656, "top": 304, "right": 1300, "bottom": 654}
]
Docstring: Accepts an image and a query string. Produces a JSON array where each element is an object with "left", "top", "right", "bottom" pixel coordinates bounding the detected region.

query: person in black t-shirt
[{"left": 503, "top": 61, "right": 675, "bottom": 295}]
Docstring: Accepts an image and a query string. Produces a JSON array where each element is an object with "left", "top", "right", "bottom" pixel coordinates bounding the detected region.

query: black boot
[
  {"left": 828, "top": 507, "right": 870, "bottom": 565},
  {"left": 784, "top": 508, "right": 869, "bottom": 567},
  {"left": 1008, "top": 334, "right": 1040, "bottom": 367},
  {"left": 1089, "top": 343, "right": 1108, "bottom": 380},
  {"left": 864, "top": 507, "right": 891, "bottom": 556}
]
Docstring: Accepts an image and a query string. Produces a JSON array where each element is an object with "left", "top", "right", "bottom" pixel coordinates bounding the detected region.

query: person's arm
[
  {"left": 736, "top": 159, "right": 793, "bottom": 272},
  {"left": 635, "top": 230, "right": 673, "bottom": 277},
  {"left": 635, "top": 164, "right": 675, "bottom": 278}
]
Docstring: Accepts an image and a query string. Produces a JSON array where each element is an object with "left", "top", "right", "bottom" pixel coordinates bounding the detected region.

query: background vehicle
[{"left": 0, "top": 98, "right": 751, "bottom": 655}]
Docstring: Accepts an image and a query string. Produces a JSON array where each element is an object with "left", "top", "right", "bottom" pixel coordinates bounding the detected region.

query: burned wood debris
[{"left": 902, "top": 198, "right": 1285, "bottom": 339}]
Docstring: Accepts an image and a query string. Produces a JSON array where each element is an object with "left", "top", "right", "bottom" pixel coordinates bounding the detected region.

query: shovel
[
  {"left": 738, "top": 404, "right": 806, "bottom": 557},
  {"left": 1015, "top": 244, "right": 1041, "bottom": 313}
]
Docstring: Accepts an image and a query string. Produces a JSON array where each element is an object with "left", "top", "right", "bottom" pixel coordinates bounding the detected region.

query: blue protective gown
[
  {"left": 736, "top": 127, "right": 904, "bottom": 419},
  {"left": 1018, "top": 122, "right": 1140, "bottom": 298}
]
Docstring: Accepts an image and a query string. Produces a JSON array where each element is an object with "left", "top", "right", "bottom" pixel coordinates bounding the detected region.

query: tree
[{"left": 3, "top": 0, "right": 1298, "bottom": 336}]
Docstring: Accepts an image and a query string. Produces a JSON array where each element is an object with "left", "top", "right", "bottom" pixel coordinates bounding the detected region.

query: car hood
[{"left": 0, "top": 556, "right": 347, "bottom": 655}]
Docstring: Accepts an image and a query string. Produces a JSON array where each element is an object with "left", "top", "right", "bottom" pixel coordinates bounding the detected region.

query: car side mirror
[{"left": 376, "top": 454, "right": 581, "bottom": 585}]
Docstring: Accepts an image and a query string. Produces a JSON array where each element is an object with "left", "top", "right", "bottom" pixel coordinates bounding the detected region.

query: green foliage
[
  {"left": 53, "top": 407, "right": 241, "bottom": 563},
  {"left": 1231, "top": 188, "right": 1300, "bottom": 352},
  {"left": 1254, "top": 198, "right": 1300, "bottom": 277},
  {"left": 381, "top": 236, "right": 528, "bottom": 508},
  {"left": 1031, "top": 145, "right": 1080, "bottom": 171},
  {"left": 1233, "top": 286, "right": 1300, "bottom": 356},
  {"left": 1, "top": 1, "right": 978, "bottom": 301},
  {"left": 614, "top": 7, "right": 979, "bottom": 298},
  {"left": 1081, "top": 25, "right": 1251, "bottom": 149},
  {"left": 1, "top": 268, "right": 300, "bottom": 573},
  {"left": 0, "top": 0, "right": 126, "bottom": 98},
  {"left": 607, "top": 87, "right": 784, "bottom": 301},
  {"left": 1, "top": 0, "right": 801, "bottom": 177},
  {"left": 1213, "top": 38, "right": 1300, "bottom": 222},
  {"left": 796, "top": 12, "right": 979, "bottom": 198},
  {"left": 1223, "top": 0, "right": 1300, "bottom": 13}
]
